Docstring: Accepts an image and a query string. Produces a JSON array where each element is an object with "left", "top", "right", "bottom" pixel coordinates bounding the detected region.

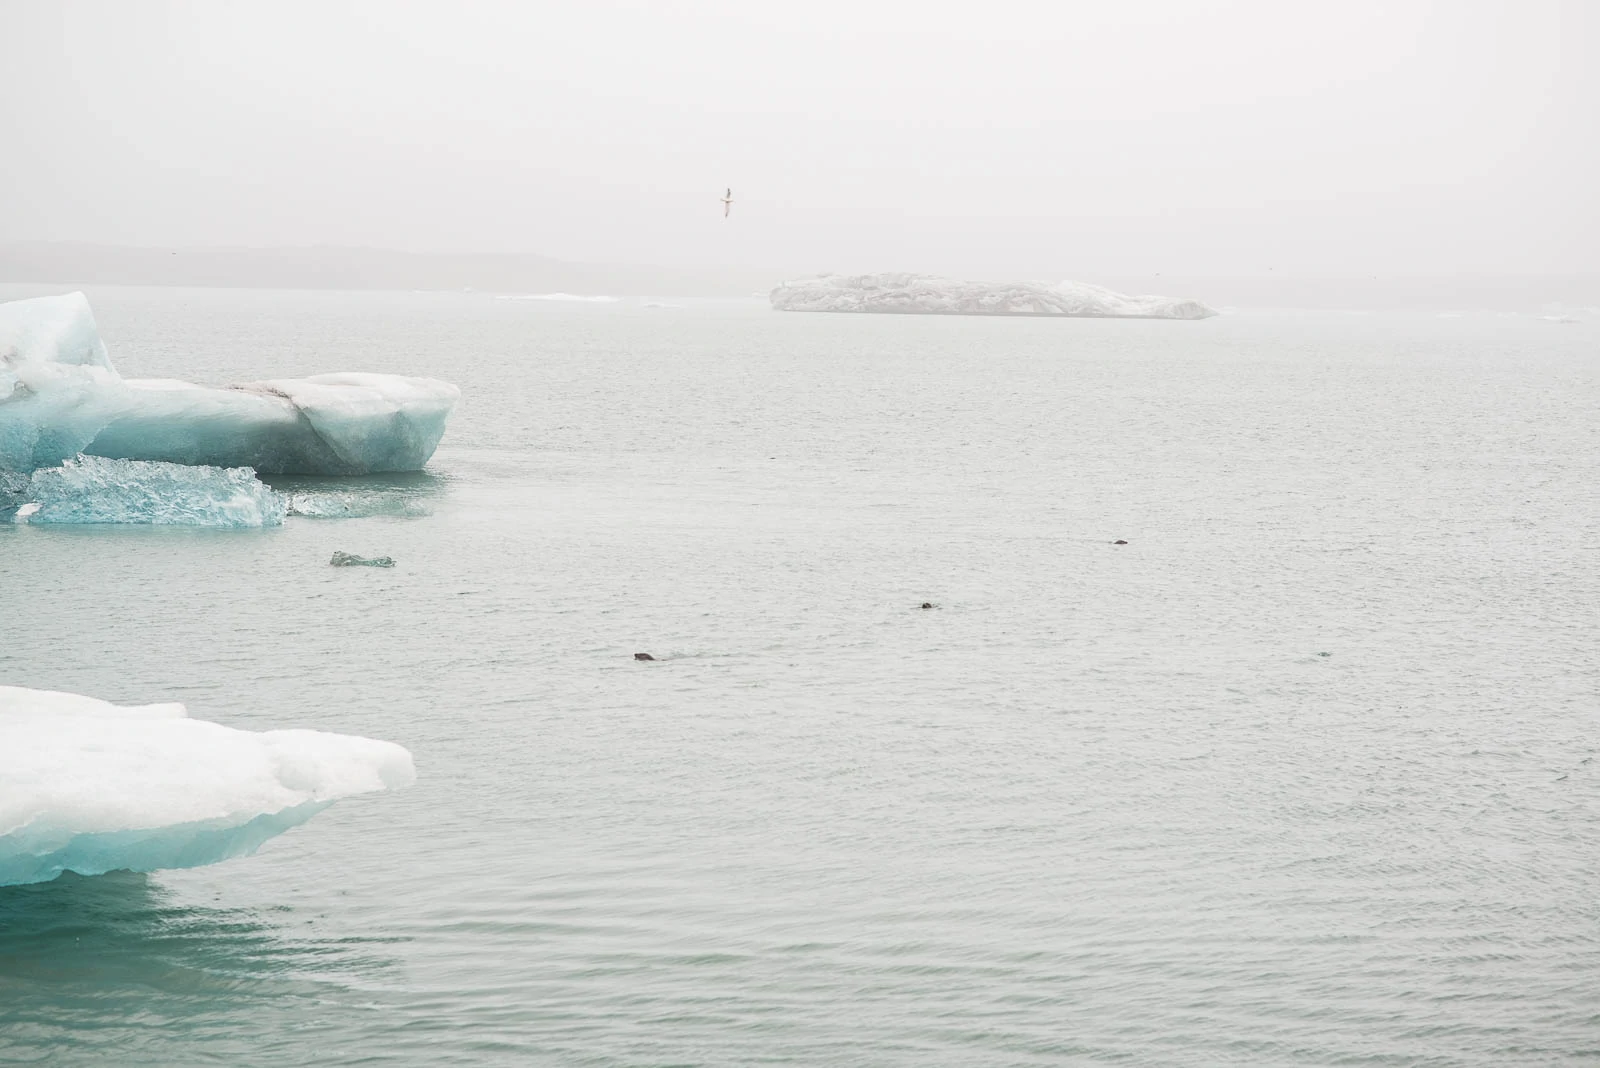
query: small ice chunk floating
[
  {"left": 0, "top": 686, "right": 415, "bottom": 887},
  {"left": 330, "top": 551, "right": 395, "bottom": 567},
  {"left": 0, "top": 293, "right": 459, "bottom": 505},
  {"left": 770, "top": 273, "right": 1217, "bottom": 319}
]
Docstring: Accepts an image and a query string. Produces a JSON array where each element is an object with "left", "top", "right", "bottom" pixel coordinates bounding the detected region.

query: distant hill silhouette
[
  {"left": 0, "top": 242, "right": 783, "bottom": 298},
  {"left": 0, "top": 242, "right": 1590, "bottom": 310}
]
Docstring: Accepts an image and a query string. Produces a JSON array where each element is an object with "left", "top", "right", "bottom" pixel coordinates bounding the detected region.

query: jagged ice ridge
[{"left": 21, "top": 456, "right": 288, "bottom": 527}]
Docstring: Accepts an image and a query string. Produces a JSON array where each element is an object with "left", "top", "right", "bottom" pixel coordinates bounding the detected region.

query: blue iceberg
[
  {"left": 0, "top": 686, "right": 415, "bottom": 887},
  {"left": 21, "top": 456, "right": 288, "bottom": 527},
  {"left": 0, "top": 293, "right": 458, "bottom": 509},
  {"left": 88, "top": 373, "right": 460, "bottom": 476},
  {"left": 0, "top": 293, "right": 130, "bottom": 494}
]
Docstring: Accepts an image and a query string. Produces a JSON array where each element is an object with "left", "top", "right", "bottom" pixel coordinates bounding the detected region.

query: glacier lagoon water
[{"left": 0, "top": 285, "right": 1596, "bottom": 1065}]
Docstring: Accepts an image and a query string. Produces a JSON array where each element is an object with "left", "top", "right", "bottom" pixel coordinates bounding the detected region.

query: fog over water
[
  {"left": 2, "top": 0, "right": 1594, "bottom": 291},
  {"left": 2, "top": 3, "right": 1597, "bottom": 1064}
]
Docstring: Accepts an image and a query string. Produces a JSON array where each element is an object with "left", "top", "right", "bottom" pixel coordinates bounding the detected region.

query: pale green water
[{"left": 2, "top": 287, "right": 1597, "bottom": 1065}]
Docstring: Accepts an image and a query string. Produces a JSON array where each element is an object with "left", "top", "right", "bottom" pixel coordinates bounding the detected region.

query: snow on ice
[
  {"left": 770, "top": 273, "right": 1217, "bottom": 319},
  {"left": 0, "top": 686, "right": 415, "bottom": 886}
]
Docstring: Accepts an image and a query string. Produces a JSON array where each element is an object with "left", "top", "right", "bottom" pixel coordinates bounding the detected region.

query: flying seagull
[{"left": 721, "top": 188, "right": 733, "bottom": 218}]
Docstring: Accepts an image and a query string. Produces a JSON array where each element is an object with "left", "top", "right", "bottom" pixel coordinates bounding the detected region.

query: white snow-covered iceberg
[
  {"left": 770, "top": 273, "right": 1217, "bottom": 319},
  {"left": 0, "top": 293, "right": 459, "bottom": 505},
  {"left": 19, "top": 456, "right": 288, "bottom": 527},
  {"left": 0, "top": 686, "right": 415, "bottom": 887}
]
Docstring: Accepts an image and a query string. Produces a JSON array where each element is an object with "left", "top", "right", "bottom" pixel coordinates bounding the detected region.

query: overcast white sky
[{"left": 1, "top": 0, "right": 1593, "bottom": 278}]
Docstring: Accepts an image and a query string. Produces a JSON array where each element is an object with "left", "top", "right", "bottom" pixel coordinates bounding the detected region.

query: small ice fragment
[{"left": 330, "top": 551, "right": 395, "bottom": 567}]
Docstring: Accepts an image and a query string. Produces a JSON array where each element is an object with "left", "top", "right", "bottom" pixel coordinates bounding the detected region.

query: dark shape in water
[
  {"left": 1113, "top": 540, "right": 1128, "bottom": 545},
  {"left": 920, "top": 602, "right": 936, "bottom": 609},
  {"left": 330, "top": 551, "right": 395, "bottom": 568},
  {"left": 634, "top": 653, "right": 656, "bottom": 661}
]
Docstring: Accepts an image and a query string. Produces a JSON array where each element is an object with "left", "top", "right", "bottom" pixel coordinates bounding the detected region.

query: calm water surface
[{"left": 1, "top": 286, "right": 1597, "bottom": 1065}]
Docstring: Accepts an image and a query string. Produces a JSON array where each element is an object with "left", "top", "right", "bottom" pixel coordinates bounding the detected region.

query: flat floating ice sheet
[
  {"left": 0, "top": 686, "right": 415, "bottom": 886},
  {"left": 771, "top": 273, "right": 1218, "bottom": 319}
]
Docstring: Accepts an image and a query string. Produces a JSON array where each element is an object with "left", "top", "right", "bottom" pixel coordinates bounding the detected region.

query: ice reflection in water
[
  {"left": 268, "top": 470, "right": 450, "bottom": 519},
  {"left": 0, "top": 872, "right": 401, "bottom": 1062}
]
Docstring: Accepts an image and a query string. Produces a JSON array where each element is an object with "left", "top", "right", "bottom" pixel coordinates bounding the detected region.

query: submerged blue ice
[
  {"left": 0, "top": 292, "right": 458, "bottom": 508},
  {"left": 0, "top": 686, "right": 415, "bottom": 887},
  {"left": 22, "top": 456, "right": 288, "bottom": 527}
]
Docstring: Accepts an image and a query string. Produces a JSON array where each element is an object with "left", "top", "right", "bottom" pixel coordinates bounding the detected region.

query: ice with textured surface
[
  {"left": 771, "top": 273, "right": 1217, "bottom": 319},
  {"left": 0, "top": 686, "right": 415, "bottom": 886},
  {"left": 20, "top": 456, "right": 288, "bottom": 527},
  {"left": 330, "top": 550, "right": 396, "bottom": 567}
]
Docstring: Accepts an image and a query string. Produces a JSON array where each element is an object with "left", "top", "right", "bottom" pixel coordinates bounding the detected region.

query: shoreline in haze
[{"left": 0, "top": 242, "right": 1591, "bottom": 311}]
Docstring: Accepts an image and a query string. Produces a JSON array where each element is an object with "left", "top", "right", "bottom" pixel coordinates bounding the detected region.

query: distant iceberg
[
  {"left": 0, "top": 685, "right": 415, "bottom": 886},
  {"left": 771, "top": 273, "right": 1217, "bottom": 319},
  {"left": 0, "top": 293, "right": 459, "bottom": 506},
  {"left": 19, "top": 456, "right": 287, "bottom": 527}
]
